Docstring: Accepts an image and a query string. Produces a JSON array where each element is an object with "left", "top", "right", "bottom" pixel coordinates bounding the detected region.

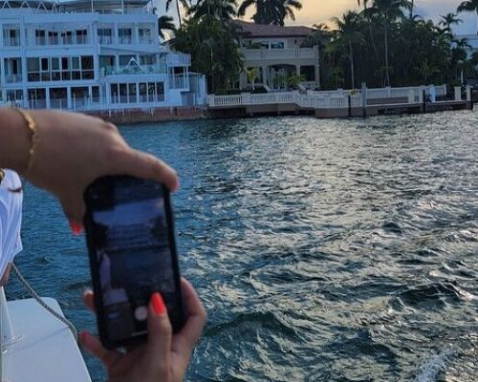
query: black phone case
[{"left": 83, "top": 175, "right": 185, "bottom": 349}]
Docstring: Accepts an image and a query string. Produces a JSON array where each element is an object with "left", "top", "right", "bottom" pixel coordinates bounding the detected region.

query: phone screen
[{"left": 85, "top": 177, "right": 184, "bottom": 347}]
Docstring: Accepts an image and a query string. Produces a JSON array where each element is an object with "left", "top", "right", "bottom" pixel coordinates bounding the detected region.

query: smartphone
[{"left": 83, "top": 175, "right": 185, "bottom": 349}]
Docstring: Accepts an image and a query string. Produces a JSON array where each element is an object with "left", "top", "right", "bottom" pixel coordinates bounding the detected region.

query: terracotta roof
[{"left": 233, "top": 20, "right": 313, "bottom": 38}]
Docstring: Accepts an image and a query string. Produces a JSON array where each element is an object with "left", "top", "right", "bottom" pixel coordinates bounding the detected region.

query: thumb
[{"left": 146, "top": 292, "right": 173, "bottom": 361}]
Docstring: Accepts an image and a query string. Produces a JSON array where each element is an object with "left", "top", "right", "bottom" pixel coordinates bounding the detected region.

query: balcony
[
  {"left": 166, "top": 53, "right": 191, "bottom": 66},
  {"left": 34, "top": 35, "right": 89, "bottom": 46},
  {"left": 102, "top": 63, "right": 167, "bottom": 76},
  {"left": 98, "top": 36, "right": 113, "bottom": 45},
  {"left": 3, "top": 37, "right": 20, "bottom": 47},
  {"left": 5, "top": 74, "right": 22, "bottom": 83},
  {"left": 169, "top": 74, "right": 188, "bottom": 89},
  {"left": 118, "top": 36, "right": 133, "bottom": 45},
  {"left": 241, "top": 47, "right": 319, "bottom": 61}
]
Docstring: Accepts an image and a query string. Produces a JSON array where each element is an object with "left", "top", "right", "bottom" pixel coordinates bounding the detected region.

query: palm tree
[
  {"left": 158, "top": 15, "right": 176, "bottom": 40},
  {"left": 372, "top": 0, "right": 412, "bottom": 86},
  {"left": 188, "top": 0, "right": 237, "bottom": 20},
  {"left": 166, "top": 0, "right": 191, "bottom": 28},
  {"left": 439, "top": 13, "right": 463, "bottom": 35},
  {"left": 357, "top": 0, "right": 379, "bottom": 62},
  {"left": 172, "top": 16, "right": 243, "bottom": 93},
  {"left": 332, "top": 11, "right": 364, "bottom": 88},
  {"left": 457, "top": 0, "right": 478, "bottom": 34},
  {"left": 238, "top": 0, "right": 302, "bottom": 26}
]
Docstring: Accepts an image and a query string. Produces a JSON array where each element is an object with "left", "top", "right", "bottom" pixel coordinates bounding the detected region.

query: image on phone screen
[{"left": 90, "top": 185, "right": 176, "bottom": 342}]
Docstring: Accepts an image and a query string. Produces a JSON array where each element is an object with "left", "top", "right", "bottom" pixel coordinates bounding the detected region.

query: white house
[
  {"left": 234, "top": 20, "right": 320, "bottom": 90},
  {"left": 0, "top": 0, "right": 207, "bottom": 110}
]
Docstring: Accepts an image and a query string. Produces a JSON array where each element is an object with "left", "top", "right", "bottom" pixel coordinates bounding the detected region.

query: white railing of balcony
[
  {"left": 118, "top": 36, "right": 133, "bottom": 45},
  {"left": 241, "top": 47, "right": 318, "bottom": 61},
  {"left": 138, "top": 37, "right": 153, "bottom": 44},
  {"left": 5, "top": 74, "right": 22, "bottom": 83},
  {"left": 167, "top": 53, "right": 191, "bottom": 66},
  {"left": 102, "top": 63, "right": 167, "bottom": 76},
  {"left": 98, "top": 36, "right": 113, "bottom": 45},
  {"left": 3, "top": 37, "right": 20, "bottom": 47},
  {"left": 169, "top": 74, "right": 188, "bottom": 89},
  {"left": 34, "top": 35, "right": 88, "bottom": 46}
]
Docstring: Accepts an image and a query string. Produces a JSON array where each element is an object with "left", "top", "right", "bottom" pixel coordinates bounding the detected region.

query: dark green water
[{"left": 7, "top": 111, "right": 478, "bottom": 381}]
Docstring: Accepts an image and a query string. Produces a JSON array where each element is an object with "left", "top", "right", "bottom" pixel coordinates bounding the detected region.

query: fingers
[
  {"left": 83, "top": 290, "right": 95, "bottom": 312},
  {"left": 172, "top": 278, "right": 207, "bottom": 358},
  {"left": 146, "top": 292, "right": 173, "bottom": 363},
  {"left": 115, "top": 149, "right": 179, "bottom": 192},
  {"left": 79, "top": 331, "right": 122, "bottom": 369}
]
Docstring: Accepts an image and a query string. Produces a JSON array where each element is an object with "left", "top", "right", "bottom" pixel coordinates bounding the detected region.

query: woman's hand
[
  {"left": 80, "top": 278, "right": 206, "bottom": 382},
  {"left": 15, "top": 110, "right": 179, "bottom": 224}
]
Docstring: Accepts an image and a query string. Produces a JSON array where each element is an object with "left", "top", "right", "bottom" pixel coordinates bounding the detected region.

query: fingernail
[
  {"left": 151, "top": 292, "right": 166, "bottom": 315},
  {"left": 79, "top": 331, "right": 88, "bottom": 343},
  {"left": 69, "top": 220, "right": 83, "bottom": 235}
]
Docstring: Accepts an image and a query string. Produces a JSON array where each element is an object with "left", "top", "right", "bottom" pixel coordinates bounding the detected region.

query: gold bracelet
[{"left": 13, "top": 108, "right": 39, "bottom": 176}]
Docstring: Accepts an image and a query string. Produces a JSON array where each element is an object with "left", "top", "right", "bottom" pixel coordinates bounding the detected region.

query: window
[
  {"left": 119, "top": 55, "right": 134, "bottom": 66},
  {"left": 36, "top": 30, "right": 46, "bottom": 45},
  {"left": 139, "top": 82, "right": 147, "bottom": 102},
  {"left": 48, "top": 31, "right": 59, "bottom": 45},
  {"left": 6, "top": 89, "right": 22, "bottom": 101},
  {"left": 61, "top": 31, "right": 73, "bottom": 44},
  {"left": 118, "top": 28, "right": 132, "bottom": 44},
  {"left": 110, "top": 83, "right": 119, "bottom": 103},
  {"left": 41, "top": 58, "right": 49, "bottom": 71},
  {"left": 27, "top": 58, "right": 40, "bottom": 82},
  {"left": 81, "top": 56, "right": 93, "bottom": 70},
  {"left": 119, "top": 84, "right": 127, "bottom": 103},
  {"left": 138, "top": 28, "right": 151, "bottom": 43},
  {"left": 140, "top": 55, "right": 155, "bottom": 65},
  {"left": 76, "top": 29, "right": 88, "bottom": 44},
  {"left": 128, "top": 83, "right": 137, "bottom": 103},
  {"left": 270, "top": 41, "right": 284, "bottom": 49}
]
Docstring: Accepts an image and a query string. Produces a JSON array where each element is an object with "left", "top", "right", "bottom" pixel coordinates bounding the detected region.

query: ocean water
[{"left": 7, "top": 110, "right": 478, "bottom": 381}]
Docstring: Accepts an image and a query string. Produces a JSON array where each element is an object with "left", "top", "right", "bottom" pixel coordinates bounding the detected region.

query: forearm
[{"left": 0, "top": 107, "right": 31, "bottom": 174}]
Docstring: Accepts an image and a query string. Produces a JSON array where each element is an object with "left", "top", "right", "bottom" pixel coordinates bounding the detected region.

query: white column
[
  {"left": 0, "top": 57, "right": 5, "bottom": 101},
  {"left": 454, "top": 86, "right": 462, "bottom": 101},
  {"left": 67, "top": 87, "right": 72, "bottom": 109},
  {"left": 262, "top": 66, "right": 268, "bottom": 86},
  {"left": 46, "top": 88, "right": 51, "bottom": 109},
  {"left": 466, "top": 86, "right": 471, "bottom": 101}
]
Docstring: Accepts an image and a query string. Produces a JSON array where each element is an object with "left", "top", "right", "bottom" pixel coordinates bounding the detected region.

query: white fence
[{"left": 208, "top": 85, "right": 451, "bottom": 109}]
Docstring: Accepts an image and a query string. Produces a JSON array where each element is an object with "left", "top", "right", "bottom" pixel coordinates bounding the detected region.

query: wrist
[{"left": 0, "top": 108, "right": 32, "bottom": 174}]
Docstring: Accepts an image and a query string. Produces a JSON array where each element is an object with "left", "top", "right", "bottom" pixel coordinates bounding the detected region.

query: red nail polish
[
  {"left": 69, "top": 221, "right": 83, "bottom": 235},
  {"left": 151, "top": 292, "right": 166, "bottom": 315}
]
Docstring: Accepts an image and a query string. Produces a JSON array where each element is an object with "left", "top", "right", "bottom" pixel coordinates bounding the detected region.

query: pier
[{"left": 207, "top": 85, "right": 474, "bottom": 119}]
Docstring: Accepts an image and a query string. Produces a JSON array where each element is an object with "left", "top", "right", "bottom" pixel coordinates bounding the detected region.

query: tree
[
  {"left": 237, "top": 0, "right": 302, "bottom": 26},
  {"left": 332, "top": 11, "right": 364, "bottom": 88},
  {"left": 188, "top": 0, "right": 238, "bottom": 20},
  {"left": 371, "top": 0, "right": 412, "bottom": 86},
  {"left": 172, "top": 16, "right": 243, "bottom": 93},
  {"left": 158, "top": 15, "right": 176, "bottom": 40},
  {"left": 439, "top": 12, "right": 463, "bottom": 35},
  {"left": 457, "top": 0, "right": 478, "bottom": 34},
  {"left": 246, "top": 67, "right": 259, "bottom": 90},
  {"left": 165, "top": 0, "right": 191, "bottom": 28}
]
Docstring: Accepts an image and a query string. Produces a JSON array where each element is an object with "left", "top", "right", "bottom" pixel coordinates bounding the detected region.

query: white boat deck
[{"left": 2, "top": 297, "right": 92, "bottom": 382}]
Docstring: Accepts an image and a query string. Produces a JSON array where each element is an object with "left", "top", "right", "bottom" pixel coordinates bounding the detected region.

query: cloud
[{"left": 288, "top": 0, "right": 477, "bottom": 35}]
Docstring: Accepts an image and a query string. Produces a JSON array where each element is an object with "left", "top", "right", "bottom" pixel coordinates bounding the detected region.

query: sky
[
  {"left": 288, "top": 0, "right": 477, "bottom": 35},
  {"left": 158, "top": 0, "right": 478, "bottom": 35}
]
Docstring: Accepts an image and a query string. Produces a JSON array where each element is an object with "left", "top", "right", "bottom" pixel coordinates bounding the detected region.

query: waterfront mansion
[
  {"left": 235, "top": 20, "right": 320, "bottom": 91},
  {"left": 0, "top": 0, "right": 207, "bottom": 110}
]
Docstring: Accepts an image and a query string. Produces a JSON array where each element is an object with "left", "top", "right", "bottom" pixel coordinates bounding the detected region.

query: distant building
[
  {"left": 0, "top": 0, "right": 207, "bottom": 110},
  {"left": 234, "top": 20, "right": 320, "bottom": 91}
]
